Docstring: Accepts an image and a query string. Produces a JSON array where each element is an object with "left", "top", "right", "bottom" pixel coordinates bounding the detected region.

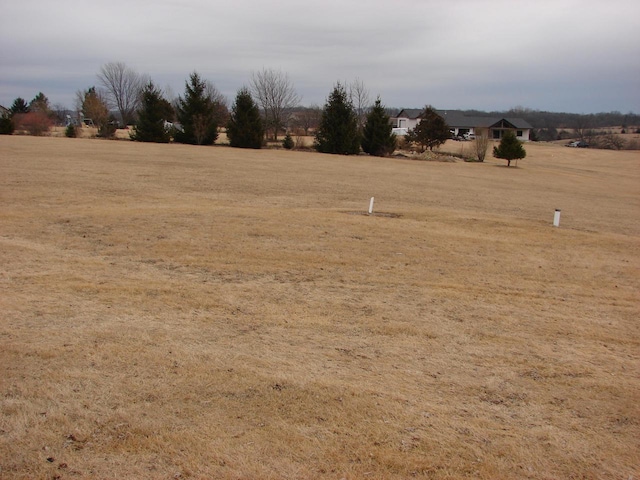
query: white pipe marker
[
  {"left": 553, "top": 209, "right": 561, "bottom": 227},
  {"left": 368, "top": 197, "right": 375, "bottom": 215}
]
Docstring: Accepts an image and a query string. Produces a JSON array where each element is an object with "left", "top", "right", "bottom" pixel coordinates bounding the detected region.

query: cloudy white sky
[{"left": 1, "top": 0, "right": 639, "bottom": 113}]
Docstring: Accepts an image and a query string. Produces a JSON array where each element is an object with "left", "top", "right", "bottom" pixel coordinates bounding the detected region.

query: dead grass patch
[{"left": 1, "top": 136, "right": 639, "bottom": 479}]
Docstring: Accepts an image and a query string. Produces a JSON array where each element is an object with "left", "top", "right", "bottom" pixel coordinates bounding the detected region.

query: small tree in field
[
  {"left": 227, "top": 87, "right": 264, "bottom": 149},
  {"left": 493, "top": 130, "right": 526, "bottom": 166},
  {"left": 361, "top": 97, "right": 396, "bottom": 157},
  {"left": 405, "top": 105, "right": 449, "bottom": 152},
  {"left": 314, "top": 83, "right": 360, "bottom": 155},
  {"left": 282, "top": 133, "right": 294, "bottom": 150},
  {"left": 65, "top": 124, "right": 76, "bottom": 138},
  {"left": 474, "top": 128, "right": 490, "bottom": 162},
  {"left": 131, "top": 82, "right": 173, "bottom": 143}
]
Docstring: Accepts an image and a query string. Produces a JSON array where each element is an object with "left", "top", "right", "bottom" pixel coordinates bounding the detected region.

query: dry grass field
[{"left": 1, "top": 136, "right": 639, "bottom": 479}]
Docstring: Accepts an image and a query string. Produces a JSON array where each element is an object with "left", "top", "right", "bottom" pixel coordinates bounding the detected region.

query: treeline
[
  {"left": 458, "top": 107, "right": 640, "bottom": 141},
  {"left": 0, "top": 63, "right": 400, "bottom": 156},
  {"left": 473, "top": 107, "right": 640, "bottom": 130},
  {"left": 2, "top": 61, "right": 638, "bottom": 151}
]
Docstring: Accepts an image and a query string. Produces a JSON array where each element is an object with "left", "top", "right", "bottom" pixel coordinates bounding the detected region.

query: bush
[
  {"left": 97, "top": 120, "right": 117, "bottom": 139},
  {"left": 0, "top": 116, "right": 14, "bottom": 135},
  {"left": 282, "top": 133, "right": 294, "bottom": 149},
  {"left": 65, "top": 124, "right": 77, "bottom": 138},
  {"left": 13, "top": 112, "right": 53, "bottom": 136},
  {"left": 474, "top": 129, "right": 490, "bottom": 162},
  {"left": 591, "top": 133, "right": 626, "bottom": 150}
]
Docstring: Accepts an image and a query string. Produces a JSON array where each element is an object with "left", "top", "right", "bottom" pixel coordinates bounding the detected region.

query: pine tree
[
  {"left": 314, "top": 83, "right": 360, "bottom": 155},
  {"left": 227, "top": 88, "right": 264, "bottom": 149},
  {"left": 131, "top": 82, "right": 173, "bottom": 143},
  {"left": 405, "top": 106, "right": 450, "bottom": 152},
  {"left": 493, "top": 130, "right": 526, "bottom": 166},
  {"left": 361, "top": 97, "right": 396, "bottom": 157},
  {"left": 29, "top": 92, "right": 52, "bottom": 115},
  {"left": 282, "top": 133, "right": 294, "bottom": 150},
  {"left": 175, "top": 72, "right": 219, "bottom": 145},
  {"left": 10, "top": 98, "right": 29, "bottom": 115}
]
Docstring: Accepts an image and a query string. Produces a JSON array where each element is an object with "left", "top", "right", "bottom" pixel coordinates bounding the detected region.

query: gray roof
[
  {"left": 395, "top": 108, "right": 423, "bottom": 119},
  {"left": 438, "top": 110, "right": 532, "bottom": 129},
  {"left": 393, "top": 108, "right": 532, "bottom": 129}
]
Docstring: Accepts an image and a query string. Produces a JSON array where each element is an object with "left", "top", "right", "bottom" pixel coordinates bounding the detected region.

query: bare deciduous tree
[
  {"left": 250, "top": 68, "right": 301, "bottom": 141},
  {"left": 573, "top": 115, "right": 593, "bottom": 141},
  {"left": 474, "top": 128, "right": 490, "bottom": 162},
  {"left": 348, "top": 78, "right": 371, "bottom": 131},
  {"left": 98, "top": 62, "right": 146, "bottom": 126},
  {"left": 204, "top": 80, "right": 229, "bottom": 126},
  {"left": 295, "top": 105, "right": 322, "bottom": 135}
]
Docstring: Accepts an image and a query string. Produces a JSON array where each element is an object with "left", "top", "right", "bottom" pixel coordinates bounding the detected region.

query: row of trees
[
  {"left": 132, "top": 77, "right": 526, "bottom": 165},
  {"left": 115, "top": 66, "right": 400, "bottom": 155},
  {"left": 2, "top": 61, "right": 530, "bottom": 161},
  {"left": 0, "top": 92, "right": 59, "bottom": 135}
]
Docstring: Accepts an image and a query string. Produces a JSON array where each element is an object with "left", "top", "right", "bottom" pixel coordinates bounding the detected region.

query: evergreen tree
[
  {"left": 174, "top": 72, "right": 219, "bottom": 145},
  {"left": 227, "top": 87, "right": 264, "bottom": 149},
  {"left": 79, "top": 87, "right": 113, "bottom": 138},
  {"left": 493, "top": 130, "right": 526, "bottom": 167},
  {"left": 282, "top": 132, "right": 294, "bottom": 150},
  {"left": 405, "top": 105, "right": 450, "bottom": 152},
  {"left": 361, "top": 97, "right": 396, "bottom": 156},
  {"left": 10, "top": 98, "right": 29, "bottom": 115},
  {"left": 131, "top": 82, "right": 173, "bottom": 143},
  {"left": 29, "top": 92, "right": 52, "bottom": 115},
  {"left": 0, "top": 116, "right": 14, "bottom": 135},
  {"left": 314, "top": 83, "right": 360, "bottom": 155}
]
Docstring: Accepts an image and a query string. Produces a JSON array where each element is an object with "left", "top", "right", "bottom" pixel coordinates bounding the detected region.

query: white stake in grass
[
  {"left": 553, "top": 209, "right": 561, "bottom": 227},
  {"left": 368, "top": 197, "right": 375, "bottom": 215}
]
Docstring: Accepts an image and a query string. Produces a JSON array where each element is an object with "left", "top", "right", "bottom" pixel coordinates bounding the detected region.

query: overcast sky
[{"left": 1, "top": 0, "right": 639, "bottom": 113}]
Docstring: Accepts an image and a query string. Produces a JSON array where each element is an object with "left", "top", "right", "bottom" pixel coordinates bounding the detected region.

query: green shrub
[
  {"left": 65, "top": 124, "right": 76, "bottom": 138},
  {"left": 282, "top": 133, "right": 294, "bottom": 149},
  {"left": 0, "top": 117, "right": 14, "bottom": 135}
]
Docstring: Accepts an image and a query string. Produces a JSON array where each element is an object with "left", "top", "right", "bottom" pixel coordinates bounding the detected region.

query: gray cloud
[{"left": 1, "top": 0, "right": 638, "bottom": 112}]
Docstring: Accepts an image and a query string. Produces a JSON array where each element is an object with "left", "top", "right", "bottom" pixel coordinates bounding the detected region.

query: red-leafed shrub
[{"left": 13, "top": 112, "right": 54, "bottom": 136}]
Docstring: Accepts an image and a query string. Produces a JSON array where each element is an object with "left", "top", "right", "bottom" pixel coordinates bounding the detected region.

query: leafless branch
[{"left": 250, "top": 68, "right": 301, "bottom": 141}]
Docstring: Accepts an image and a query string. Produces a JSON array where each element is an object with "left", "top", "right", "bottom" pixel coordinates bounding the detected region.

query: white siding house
[{"left": 391, "top": 109, "right": 532, "bottom": 141}]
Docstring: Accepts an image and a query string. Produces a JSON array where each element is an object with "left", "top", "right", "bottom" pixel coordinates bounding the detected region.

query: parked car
[
  {"left": 567, "top": 141, "right": 589, "bottom": 148},
  {"left": 463, "top": 132, "right": 475, "bottom": 140}
]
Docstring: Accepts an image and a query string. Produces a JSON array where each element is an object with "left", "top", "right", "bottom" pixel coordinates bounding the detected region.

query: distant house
[
  {"left": 0, "top": 105, "right": 9, "bottom": 118},
  {"left": 391, "top": 109, "right": 532, "bottom": 141},
  {"left": 391, "top": 109, "right": 423, "bottom": 132}
]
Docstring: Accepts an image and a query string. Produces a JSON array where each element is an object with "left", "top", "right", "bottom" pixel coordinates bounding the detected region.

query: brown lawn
[{"left": 1, "top": 136, "right": 639, "bottom": 479}]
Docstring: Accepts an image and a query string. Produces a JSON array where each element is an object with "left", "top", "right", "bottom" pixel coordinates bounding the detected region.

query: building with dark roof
[{"left": 391, "top": 108, "right": 532, "bottom": 141}]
